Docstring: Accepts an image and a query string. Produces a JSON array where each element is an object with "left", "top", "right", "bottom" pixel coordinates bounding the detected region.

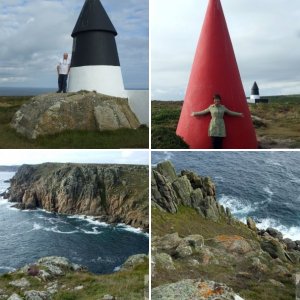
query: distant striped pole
[{"left": 68, "top": 0, "right": 126, "bottom": 97}]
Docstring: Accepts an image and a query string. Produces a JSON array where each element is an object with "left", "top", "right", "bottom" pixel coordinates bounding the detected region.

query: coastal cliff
[
  {"left": 8, "top": 163, "right": 149, "bottom": 231},
  {"left": 152, "top": 161, "right": 300, "bottom": 300}
]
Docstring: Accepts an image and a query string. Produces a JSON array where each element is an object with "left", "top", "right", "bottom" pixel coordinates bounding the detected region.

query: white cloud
[
  {"left": 152, "top": 0, "right": 300, "bottom": 100},
  {"left": 0, "top": 0, "right": 148, "bottom": 89}
]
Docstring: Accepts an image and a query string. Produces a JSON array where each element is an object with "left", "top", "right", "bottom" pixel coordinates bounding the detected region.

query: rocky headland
[
  {"left": 11, "top": 92, "right": 140, "bottom": 139},
  {"left": 4, "top": 163, "right": 149, "bottom": 231},
  {"left": 151, "top": 161, "right": 300, "bottom": 300},
  {"left": 0, "top": 254, "right": 148, "bottom": 300}
]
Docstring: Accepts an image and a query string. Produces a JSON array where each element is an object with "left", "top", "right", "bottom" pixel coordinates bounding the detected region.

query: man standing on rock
[{"left": 57, "top": 53, "right": 70, "bottom": 93}]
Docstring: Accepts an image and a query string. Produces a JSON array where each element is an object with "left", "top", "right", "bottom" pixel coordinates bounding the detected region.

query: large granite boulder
[{"left": 11, "top": 92, "right": 140, "bottom": 139}]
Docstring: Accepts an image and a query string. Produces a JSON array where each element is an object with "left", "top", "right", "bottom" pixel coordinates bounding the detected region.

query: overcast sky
[
  {"left": 0, "top": 0, "right": 148, "bottom": 89},
  {"left": 0, "top": 150, "right": 149, "bottom": 165},
  {"left": 152, "top": 0, "right": 300, "bottom": 100}
]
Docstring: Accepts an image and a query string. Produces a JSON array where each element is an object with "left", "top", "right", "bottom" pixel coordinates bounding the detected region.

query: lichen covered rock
[{"left": 11, "top": 92, "right": 140, "bottom": 139}]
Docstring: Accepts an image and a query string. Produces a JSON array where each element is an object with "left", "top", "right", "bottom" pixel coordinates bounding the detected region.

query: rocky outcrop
[
  {"left": 152, "top": 161, "right": 230, "bottom": 221},
  {"left": 11, "top": 92, "right": 140, "bottom": 139},
  {"left": 152, "top": 161, "right": 300, "bottom": 300},
  {"left": 1, "top": 255, "right": 147, "bottom": 300},
  {"left": 8, "top": 163, "right": 148, "bottom": 230}
]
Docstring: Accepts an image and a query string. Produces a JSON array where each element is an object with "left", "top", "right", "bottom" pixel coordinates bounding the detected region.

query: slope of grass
[
  {"left": 0, "top": 260, "right": 148, "bottom": 300},
  {"left": 0, "top": 96, "right": 149, "bottom": 149},
  {"left": 152, "top": 206, "right": 298, "bottom": 300}
]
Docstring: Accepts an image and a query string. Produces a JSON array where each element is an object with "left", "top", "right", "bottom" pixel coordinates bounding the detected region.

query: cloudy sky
[
  {"left": 0, "top": 0, "right": 148, "bottom": 89},
  {"left": 0, "top": 150, "right": 149, "bottom": 165},
  {"left": 152, "top": 0, "right": 300, "bottom": 100}
]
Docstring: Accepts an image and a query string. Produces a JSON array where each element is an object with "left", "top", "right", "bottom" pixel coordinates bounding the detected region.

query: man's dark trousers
[{"left": 58, "top": 74, "right": 68, "bottom": 93}]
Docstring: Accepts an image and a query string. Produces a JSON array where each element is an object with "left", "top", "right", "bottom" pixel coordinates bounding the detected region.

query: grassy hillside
[
  {"left": 152, "top": 206, "right": 297, "bottom": 300},
  {"left": 152, "top": 96, "right": 300, "bottom": 149},
  {"left": 0, "top": 96, "right": 148, "bottom": 149}
]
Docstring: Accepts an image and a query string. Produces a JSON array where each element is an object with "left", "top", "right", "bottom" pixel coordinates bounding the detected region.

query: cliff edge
[
  {"left": 8, "top": 163, "right": 149, "bottom": 231},
  {"left": 151, "top": 161, "right": 300, "bottom": 300}
]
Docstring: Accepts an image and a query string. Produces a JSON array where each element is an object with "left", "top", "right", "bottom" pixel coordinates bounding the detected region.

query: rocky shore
[
  {"left": 3, "top": 163, "right": 149, "bottom": 231},
  {"left": 0, "top": 254, "right": 148, "bottom": 300},
  {"left": 152, "top": 161, "right": 300, "bottom": 300}
]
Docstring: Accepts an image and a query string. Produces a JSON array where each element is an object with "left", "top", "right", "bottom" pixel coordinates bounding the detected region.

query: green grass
[
  {"left": 151, "top": 96, "right": 300, "bottom": 149},
  {"left": 152, "top": 206, "right": 298, "bottom": 300},
  {"left": 151, "top": 101, "right": 187, "bottom": 149},
  {"left": 0, "top": 261, "right": 148, "bottom": 300},
  {"left": 0, "top": 96, "right": 149, "bottom": 149},
  {"left": 152, "top": 205, "right": 257, "bottom": 240}
]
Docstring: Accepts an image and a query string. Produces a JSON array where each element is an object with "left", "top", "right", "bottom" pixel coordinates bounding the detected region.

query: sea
[
  {"left": 0, "top": 87, "right": 55, "bottom": 96},
  {"left": 0, "top": 172, "right": 148, "bottom": 275},
  {"left": 152, "top": 151, "right": 300, "bottom": 241}
]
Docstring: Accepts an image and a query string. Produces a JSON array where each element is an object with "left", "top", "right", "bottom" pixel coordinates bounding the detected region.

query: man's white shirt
[{"left": 58, "top": 59, "right": 70, "bottom": 75}]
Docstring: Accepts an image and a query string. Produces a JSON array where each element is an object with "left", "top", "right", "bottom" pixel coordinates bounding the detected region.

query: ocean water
[
  {"left": 0, "top": 87, "right": 55, "bottom": 96},
  {"left": 0, "top": 172, "right": 148, "bottom": 274},
  {"left": 152, "top": 151, "right": 300, "bottom": 240}
]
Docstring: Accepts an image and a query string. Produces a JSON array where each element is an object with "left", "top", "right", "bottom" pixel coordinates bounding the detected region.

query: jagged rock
[
  {"left": 250, "top": 257, "right": 268, "bottom": 273},
  {"left": 151, "top": 278, "right": 244, "bottom": 300},
  {"left": 152, "top": 161, "right": 227, "bottom": 222},
  {"left": 9, "top": 277, "right": 30, "bottom": 288},
  {"left": 24, "top": 290, "right": 50, "bottom": 300},
  {"left": 156, "top": 161, "right": 178, "bottom": 182},
  {"left": 197, "top": 247, "right": 214, "bottom": 265},
  {"left": 283, "top": 238, "right": 297, "bottom": 250},
  {"left": 183, "top": 235, "right": 204, "bottom": 253},
  {"left": 120, "top": 254, "right": 148, "bottom": 270},
  {"left": 9, "top": 163, "right": 149, "bottom": 230},
  {"left": 11, "top": 92, "right": 140, "bottom": 139},
  {"left": 156, "top": 233, "right": 182, "bottom": 253},
  {"left": 175, "top": 240, "right": 193, "bottom": 258},
  {"left": 152, "top": 253, "right": 175, "bottom": 271},
  {"left": 151, "top": 170, "right": 178, "bottom": 214},
  {"left": 266, "top": 227, "right": 283, "bottom": 240},
  {"left": 212, "top": 235, "right": 254, "bottom": 254},
  {"left": 261, "top": 238, "right": 287, "bottom": 261},
  {"left": 8, "top": 294, "right": 23, "bottom": 300},
  {"left": 247, "top": 217, "right": 257, "bottom": 231}
]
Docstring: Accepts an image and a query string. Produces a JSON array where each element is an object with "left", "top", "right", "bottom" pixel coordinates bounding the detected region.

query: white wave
[
  {"left": 116, "top": 223, "right": 149, "bottom": 237},
  {"left": 81, "top": 227, "right": 103, "bottom": 235},
  {"left": 263, "top": 186, "right": 274, "bottom": 196},
  {"left": 219, "top": 195, "right": 256, "bottom": 215},
  {"left": 67, "top": 214, "right": 110, "bottom": 227},
  {"left": 33, "top": 222, "right": 42, "bottom": 230},
  {"left": 113, "top": 265, "right": 121, "bottom": 272},
  {"left": 266, "top": 159, "right": 283, "bottom": 167},
  {"left": 32, "top": 222, "right": 78, "bottom": 234},
  {"left": 0, "top": 266, "right": 16, "bottom": 272},
  {"left": 255, "top": 218, "right": 300, "bottom": 240}
]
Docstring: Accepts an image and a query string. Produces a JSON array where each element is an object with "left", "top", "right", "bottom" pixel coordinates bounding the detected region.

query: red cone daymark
[{"left": 176, "top": 0, "right": 257, "bottom": 149}]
